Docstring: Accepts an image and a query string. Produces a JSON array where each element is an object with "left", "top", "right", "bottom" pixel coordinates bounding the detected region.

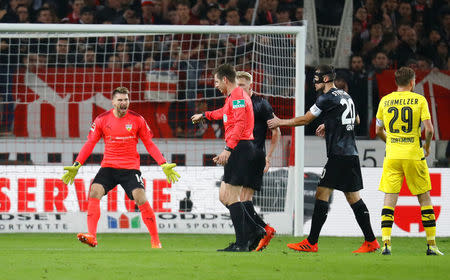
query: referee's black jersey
[
  {"left": 251, "top": 94, "right": 274, "bottom": 153},
  {"left": 309, "top": 88, "right": 359, "bottom": 157}
]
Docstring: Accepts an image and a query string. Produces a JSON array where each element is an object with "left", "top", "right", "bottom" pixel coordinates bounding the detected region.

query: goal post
[
  {"left": 294, "top": 27, "right": 306, "bottom": 237},
  {"left": 0, "top": 23, "right": 306, "bottom": 236}
]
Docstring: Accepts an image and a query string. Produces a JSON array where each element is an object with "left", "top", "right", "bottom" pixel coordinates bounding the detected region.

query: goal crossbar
[{"left": 0, "top": 23, "right": 304, "bottom": 36}]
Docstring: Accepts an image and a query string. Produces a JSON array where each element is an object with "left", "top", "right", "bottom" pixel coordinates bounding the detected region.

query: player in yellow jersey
[{"left": 375, "top": 67, "right": 443, "bottom": 256}]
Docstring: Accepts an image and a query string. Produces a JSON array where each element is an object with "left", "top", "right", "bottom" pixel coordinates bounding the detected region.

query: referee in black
[{"left": 236, "top": 71, "right": 281, "bottom": 251}]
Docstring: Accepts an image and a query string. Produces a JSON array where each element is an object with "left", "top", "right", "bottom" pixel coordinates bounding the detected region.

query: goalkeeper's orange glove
[
  {"left": 61, "top": 161, "right": 81, "bottom": 185},
  {"left": 161, "top": 163, "right": 180, "bottom": 184}
]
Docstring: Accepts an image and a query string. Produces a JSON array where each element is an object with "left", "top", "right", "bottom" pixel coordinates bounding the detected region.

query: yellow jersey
[{"left": 376, "top": 91, "right": 431, "bottom": 160}]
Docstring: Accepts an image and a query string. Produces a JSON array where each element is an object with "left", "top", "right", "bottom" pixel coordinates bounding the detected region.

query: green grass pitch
[{"left": 0, "top": 234, "right": 448, "bottom": 280}]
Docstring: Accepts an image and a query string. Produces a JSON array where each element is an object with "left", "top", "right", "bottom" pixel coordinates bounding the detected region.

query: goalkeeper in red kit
[{"left": 61, "top": 86, "right": 180, "bottom": 248}]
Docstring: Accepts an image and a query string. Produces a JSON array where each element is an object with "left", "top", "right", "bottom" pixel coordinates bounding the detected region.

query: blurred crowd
[
  {"left": 0, "top": 0, "right": 302, "bottom": 26},
  {"left": 352, "top": 0, "right": 449, "bottom": 71}
]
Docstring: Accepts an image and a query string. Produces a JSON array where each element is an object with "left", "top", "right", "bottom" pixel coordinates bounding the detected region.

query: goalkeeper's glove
[
  {"left": 161, "top": 163, "right": 180, "bottom": 184},
  {"left": 62, "top": 161, "right": 82, "bottom": 185}
]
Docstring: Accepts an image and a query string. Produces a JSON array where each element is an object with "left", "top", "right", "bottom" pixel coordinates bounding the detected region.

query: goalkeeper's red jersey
[
  {"left": 75, "top": 109, "right": 166, "bottom": 169},
  {"left": 205, "top": 86, "right": 254, "bottom": 149}
]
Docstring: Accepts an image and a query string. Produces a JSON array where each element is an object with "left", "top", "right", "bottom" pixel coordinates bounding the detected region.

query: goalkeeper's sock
[
  {"left": 228, "top": 202, "right": 247, "bottom": 248},
  {"left": 307, "top": 199, "right": 329, "bottom": 245},
  {"left": 351, "top": 199, "right": 376, "bottom": 242},
  {"left": 139, "top": 201, "right": 160, "bottom": 242},
  {"left": 242, "top": 200, "right": 266, "bottom": 228},
  {"left": 421, "top": 205, "right": 437, "bottom": 246},
  {"left": 381, "top": 206, "right": 394, "bottom": 245},
  {"left": 87, "top": 197, "right": 101, "bottom": 238}
]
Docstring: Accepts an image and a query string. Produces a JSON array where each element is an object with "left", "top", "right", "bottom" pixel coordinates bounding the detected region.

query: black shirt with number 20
[{"left": 310, "top": 88, "right": 359, "bottom": 157}]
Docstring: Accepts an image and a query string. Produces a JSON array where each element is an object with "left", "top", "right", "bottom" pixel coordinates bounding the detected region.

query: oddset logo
[
  {"left": 395, "top": 173, "right": 441, "bottom": 233},
  {"left": 108, "top": 214, "right": 141, "bottom": 229}
]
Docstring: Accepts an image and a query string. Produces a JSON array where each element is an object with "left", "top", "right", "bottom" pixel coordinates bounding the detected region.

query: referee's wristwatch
[{"left": 225, "top": 146, "right": 233, "bottom": 152}]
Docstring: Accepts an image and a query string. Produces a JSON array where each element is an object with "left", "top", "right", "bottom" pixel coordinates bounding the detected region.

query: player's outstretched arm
[
  {"left": 267, "top": 111, "right": 316, "bottom": 129},
  {"left": 62, "top": 135, "right": 100, "bottom": 185},
  {"left": 63, "top": 118, "right": 102, "bottom": 185},
  {"left": 161, "top": 163, "right": 180, "bottom": 183},
  {"left": 61, "top": 161, "right": 82, "bottom": 185}
]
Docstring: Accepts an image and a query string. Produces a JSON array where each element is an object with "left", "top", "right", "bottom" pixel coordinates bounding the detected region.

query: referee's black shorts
[
  {"left": 92, "top": 167, "right": 145, "bottom": 200},
  {"left": 223, "top": 140, "right": 255, "bottom": 187},
  {"left": 246, "top": 148, "right": 265, "bottom": 191},
  {"left": 318, "top": 155, "right": 363, "bottom": 192}
]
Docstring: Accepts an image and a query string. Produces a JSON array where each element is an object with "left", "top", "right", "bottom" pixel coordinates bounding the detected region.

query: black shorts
[
  {"left": 92, "top": 167, "right": 145, "bottom": 200},
  {"left": 246, "top": 149, "right": 265, "bottom": 191},
  {"left": 223, "top": 140, "right": 255, "bottom": 186},
  {"left": 318, "top": 155, "right": 363, "bottom": 192}
]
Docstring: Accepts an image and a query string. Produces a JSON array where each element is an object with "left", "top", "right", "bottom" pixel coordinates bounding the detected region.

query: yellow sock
[
  {"left": 381, "top": 206, "right": 395, "bottom": 245},
  {"left": 421, "top": 205, "right": 436, "bottom": 246}
]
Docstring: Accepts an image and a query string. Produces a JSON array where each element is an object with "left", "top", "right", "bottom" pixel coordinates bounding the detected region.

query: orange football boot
[
  {"left": 77, "top": 233, "right": 98, "bottom": 247},
  {"left": 255, "top": 225, "right": 276, "bottom": 251},
  {"left": 353, "top": 239, "right": 380, "bottom": 253},
  {"left": 151, "top": 238, "right": 162, "bottom": 249},
  {"left": 287, "top": 238, "right": 318, "bottom": 252}
]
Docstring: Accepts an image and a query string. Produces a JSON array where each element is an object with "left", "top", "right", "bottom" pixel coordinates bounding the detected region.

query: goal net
[{"left": 0, "top": 24, "right": 305, "bottom": 235}]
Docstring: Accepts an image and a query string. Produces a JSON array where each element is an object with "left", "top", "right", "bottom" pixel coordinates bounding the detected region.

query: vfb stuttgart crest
[{"left": 125, "top": 124, "right": 132, "bottom": 131}]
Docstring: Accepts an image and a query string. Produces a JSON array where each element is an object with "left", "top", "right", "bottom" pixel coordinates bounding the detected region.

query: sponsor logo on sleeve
[
  {"left": 90, "top": 122, "right": 96, "bottom": 132},
  {"left": 232, "top": 99, "right": 245, "bottom": 109}
]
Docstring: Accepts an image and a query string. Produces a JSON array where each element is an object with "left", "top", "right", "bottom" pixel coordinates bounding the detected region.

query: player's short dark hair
[
  {"left": 112, "top": 86, "right": 130, "bottom": 98},
  {"left": 315, "top": 64, "right": 336, "bottom": 81},
  {"left": 394, "top": 67, "right": 415, "bottom": 86},
  {"left": 214, "top": 64, "right": 236, "bottom": 82}
]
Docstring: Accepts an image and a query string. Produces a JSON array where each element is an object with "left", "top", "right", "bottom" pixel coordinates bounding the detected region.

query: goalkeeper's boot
[
  {"left": 353, "top": 239, "right": 380, "bottom": 253},
  {"left": 151, "top": 238, "right": 162, "bottom": 249},
  {"left": 427, "top": 244, "right": 444, "bottom": 256},
  {"left": 287, "top": 239, "right": 318, "bottom": 252},
  {"left": 77, "top": 233, "right": 97, "bottom": 248},
  {"left": 381, "top": 242, "right": 391, "bottom": 255},
  {"left": 255, "top": 224, "right": 276, "bottom": 251}
]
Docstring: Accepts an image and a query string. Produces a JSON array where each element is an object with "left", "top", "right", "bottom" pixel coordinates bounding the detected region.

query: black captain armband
[{"left": 225, "top": 146, "right": 233, "bottom": 152}]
